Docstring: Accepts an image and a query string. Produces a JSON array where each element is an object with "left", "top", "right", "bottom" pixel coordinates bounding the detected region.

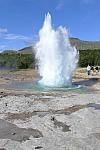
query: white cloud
[
  {"left": 81, "top": 0, "right": 94, "bottom": 4},
  {"left": 0, "top": 27, "right": 33, "bottom": 43},
  {"left": 56, "top": 0, "right": 64, "bottom": 10},
  {"left": 4, "top": 33, "right": 32, "bottom": 41},
  {"left": 0, "top": 45, "right": 7, "bottom": 49},
  {"left": 0, "top": 28, "right": 8, "bottom": 33},
  {"left": 0, "top": 45, "right": 8, "bottom": 52},
  {"left": 0, "top": 27, "right": 33, "bottom": 50}
]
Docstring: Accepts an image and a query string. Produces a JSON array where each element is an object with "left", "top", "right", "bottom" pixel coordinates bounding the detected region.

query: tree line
[
  {"left": 79, "top": 49, "right": 100, "bottom": 67},
  {"left": 0, "top": 52, "right": 35, "bottom": 69},
  {"left": 0, "top": 49, "right": 100, "bottom": 69}
]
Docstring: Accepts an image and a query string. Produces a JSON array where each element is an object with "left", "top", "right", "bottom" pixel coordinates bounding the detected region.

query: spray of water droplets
[{"left": 35, "top": 13, "right": 79, "bottom": 87}]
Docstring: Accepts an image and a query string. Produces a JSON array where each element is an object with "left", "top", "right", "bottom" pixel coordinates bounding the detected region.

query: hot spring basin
[{"left": 0, "top": 80, "right": 91, "bottom": 93}]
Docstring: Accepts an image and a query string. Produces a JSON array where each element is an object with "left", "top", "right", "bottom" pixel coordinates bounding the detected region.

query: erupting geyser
[{"left": 35, "top": 13, "right": 79, "bottom": 87}]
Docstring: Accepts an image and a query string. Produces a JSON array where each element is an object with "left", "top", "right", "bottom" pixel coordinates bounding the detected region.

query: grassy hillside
[
  {"left": 17, "top": 38, "right": 100, "bottom": 54},
  {"left": 70, "top": 38, "right": 100, "bottom": 50},
  {"left": 18, "top": 46, "right": 33, "bottom": 54}
]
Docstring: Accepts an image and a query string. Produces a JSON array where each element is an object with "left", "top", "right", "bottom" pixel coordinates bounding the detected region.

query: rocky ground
[{"left": 0, "top": 69, "right": 100, "bottom": 150}]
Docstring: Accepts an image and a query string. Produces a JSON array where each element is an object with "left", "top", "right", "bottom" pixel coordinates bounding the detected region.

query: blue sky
[{"left": 0, "top": 0, "right": 100, "bottom": 51}]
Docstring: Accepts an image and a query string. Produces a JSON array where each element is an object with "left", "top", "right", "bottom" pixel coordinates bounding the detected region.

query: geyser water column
[{"left": 35, "top": 13, "right": 79, "bottom": 87}]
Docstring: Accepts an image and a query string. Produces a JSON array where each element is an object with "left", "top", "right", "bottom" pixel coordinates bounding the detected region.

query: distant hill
[
  {"left": 70, "top": 38, "right": 100, "bottom": 50},
  {"left": 18, "top": 46, "right": 33, "bottom": 54},
  {"left": 17, "top": 38, "right": 100, "bottom": 54},
  {"left": 2, "top": 50, "right": 17, "bottom": 54},
  {"left": 1, "top": 38, "right": 100, "bottom": 54}
]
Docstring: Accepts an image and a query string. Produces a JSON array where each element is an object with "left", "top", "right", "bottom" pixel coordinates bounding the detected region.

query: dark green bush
[
  {"left": 0, "top": 53, "right": 35, "bottom": 69},
  {"left": 0, "top": 49, "right": 100, "bottom": 69},
  {"left": 79, "top": 49, "right": 100, "bottom": 67}
]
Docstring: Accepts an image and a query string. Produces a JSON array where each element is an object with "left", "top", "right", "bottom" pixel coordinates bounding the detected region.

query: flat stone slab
[
  {"left": 0, "top": 119, "right": 43, "bottom": 142},
  {"left": 0, "top": 92, "right": 100, "bottom": 150}
]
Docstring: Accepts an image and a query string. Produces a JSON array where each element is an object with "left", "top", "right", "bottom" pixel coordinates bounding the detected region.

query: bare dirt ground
[
  {"left": 0, "top": 68, "right": 100, "bottom": 91},
  {"left": 0, "top": 68, "right": 100, "bottom": 150}
]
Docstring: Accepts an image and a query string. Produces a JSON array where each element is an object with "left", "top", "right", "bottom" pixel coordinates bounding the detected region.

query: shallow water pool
[{"left": 0, "top": 80, "right": 94, "bottom": 93}]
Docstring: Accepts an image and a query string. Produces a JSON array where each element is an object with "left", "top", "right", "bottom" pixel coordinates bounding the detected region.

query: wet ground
[
  {"left": 0, "top": 69, "right": 100, "bottom": 91},
  {"left": 0, "top": 69, "right": 100, "bottom": 150}
]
